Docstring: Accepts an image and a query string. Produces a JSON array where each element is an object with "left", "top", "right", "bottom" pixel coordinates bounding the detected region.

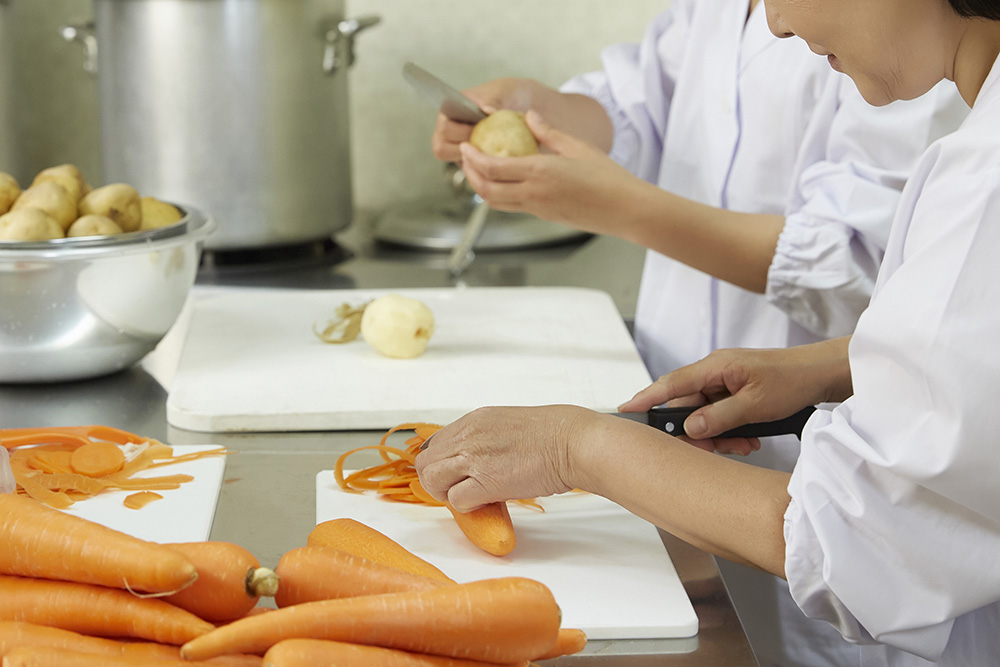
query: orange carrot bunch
[
  {"left": 0, "top": 425, "right": 229, "bottom": 509},
  {"left": 334, "top": 423, "right": 526, "bottom": 556},
  {"left": 0, "top": 424, "right": 589, "bottom": 666}
]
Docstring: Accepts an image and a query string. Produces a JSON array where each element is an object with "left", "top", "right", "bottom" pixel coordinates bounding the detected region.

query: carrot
[
  {"left": 2, "top": 645, "right": 262, "bottom": 666},
  {"left": 0, "top": 575, "right": 215, "bottom": 644},
  {"left": 180, "top": 576, "right": 561, "bottom": 663},
  {"left": 533, "top": 628, "right": 588, "bottom": 660},
  {"left": 162, "top": 542, "right": 279, "bottom": 623},
  {"left": 69, "top": 441, "right": 125, "bottom": 477},
  {"left": 261, "top": 638, "right": 528, "bottom": 667},
  {"left": 123, "top": 490, "right": 163, "bottom": 509},
  {"left": 307, "top": 519, "right": 453, "bottom": 583},
  {"left": 0, "top": 621, "right": 179, "bottom": 660},
  {"left": 273, "top": 546, "right": 444, "bottom": 608},
  {"left": 443, "top": 498, "right": 516, "bottom": 557},
  {"left": 0, "top": 493, "right": 198, "bottom": 594},
  {"left": 334, "top": 424, "right": 524, "bottom": 556}
]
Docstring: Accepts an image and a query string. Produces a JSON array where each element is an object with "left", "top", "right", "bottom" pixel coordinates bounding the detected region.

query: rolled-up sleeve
[
  {"left": 560, "top": 6, "right": 690, "bottom": 183},
  {"left": 783, "top": 167, "right": 1000, "bottom": 661},
  {"left": 767, "top": 79, "right": 968, "bottom": 338}
]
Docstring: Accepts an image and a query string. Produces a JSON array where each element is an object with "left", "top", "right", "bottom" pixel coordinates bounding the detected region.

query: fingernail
[{"left": 686, "top": 414, "right": 706, "bottom": 437}]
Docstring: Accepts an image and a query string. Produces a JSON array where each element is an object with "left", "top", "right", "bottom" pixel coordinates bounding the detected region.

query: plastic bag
[{"left": 0, "top": 446, "right": 14, "bottom": 494}]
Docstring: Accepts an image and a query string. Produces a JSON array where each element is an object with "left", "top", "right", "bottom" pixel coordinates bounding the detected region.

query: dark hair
[{"left": 949, "top": 0, "right": 1000, "bottom": 19}]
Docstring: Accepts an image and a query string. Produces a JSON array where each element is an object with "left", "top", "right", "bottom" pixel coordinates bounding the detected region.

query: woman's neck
[{"left": 953, "top": 19, "right": 1000, "bottom": 106}]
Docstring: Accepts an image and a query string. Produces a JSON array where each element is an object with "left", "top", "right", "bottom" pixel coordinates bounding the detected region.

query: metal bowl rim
[{"left": 0, "top": 203, "right": 215, "bottom": 260}]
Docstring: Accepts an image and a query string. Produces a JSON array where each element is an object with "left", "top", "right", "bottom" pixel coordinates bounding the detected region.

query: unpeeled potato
[
  {"left": 31, "top": 164, "right": 90, "bottom": 204},
  {"left": 11, "top": 181, "right": 77, "bottom": 230},
  {"left": 0, "top": 208, "right": 64, "bottom": 241},
  {"left": 0, "top": 172, "right": 20, "bottom": 215},
  {"left": 140, "top": 196, "right": 183, "bottom": 230},
  {"left": 66, "top": 214, "right": 124, "bottom": 238},
  {"left": 469, "top": 110, "right": 539, "bottom": 158},
  {"left": 78, "top": 183, "right": 142, "bottom": 232}
]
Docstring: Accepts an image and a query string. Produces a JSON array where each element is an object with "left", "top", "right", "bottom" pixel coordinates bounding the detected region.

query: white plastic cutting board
[
  {"left": 316, "top": 471, "right": 699, "bottom": 641},
  {"left": 167, "top": 287, "right": 652, "bottom": 432},
  {"left": 61, "top": 445, "right": 227, "bottom": 544}
]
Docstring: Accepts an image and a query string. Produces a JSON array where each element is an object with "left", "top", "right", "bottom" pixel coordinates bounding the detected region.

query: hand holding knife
[{"left": 614, "top": 405, "right": 817, "bottom": 440}]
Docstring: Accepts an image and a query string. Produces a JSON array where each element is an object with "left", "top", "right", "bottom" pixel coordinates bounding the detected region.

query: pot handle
[
  {"left": 321, "top": 14, "right": 381, "bottom": 77},
  {"left": 60, "top": 21, "right": 98, "bottom": 76}
]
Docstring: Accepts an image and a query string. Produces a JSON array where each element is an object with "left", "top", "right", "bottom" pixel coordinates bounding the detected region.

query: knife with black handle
[{"left": 614, "top": 405, "right": 817, "bottom": 439}]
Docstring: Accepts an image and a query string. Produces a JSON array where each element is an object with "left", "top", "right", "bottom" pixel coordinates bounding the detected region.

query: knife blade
[
  {"left": 403, "top": 61, "right": 487, "bottom": 124},
  {"left": 614, "top": 406, "right": 817, "bottom": 439}
]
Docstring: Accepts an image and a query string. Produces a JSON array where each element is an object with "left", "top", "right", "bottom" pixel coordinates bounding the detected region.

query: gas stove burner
[
  {"left": 197, "top": 238, "right": 354, "bottom": 288},
  {"left": 201, "top": 238, "right": 348, "bottom": 269},
  {"left": 374, "top": 194, "right": 589, "bottom": 252}
]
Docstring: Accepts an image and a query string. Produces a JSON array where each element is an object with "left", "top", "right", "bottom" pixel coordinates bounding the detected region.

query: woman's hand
[
  {"left": 619, "top": 338, "right": 853, "bottom": 443},
  {"left": 457, "top": 110, "right": 655, "bottom": 237},
  {"left": 414, "top": 405, "right": 598, "bottom": 512},
  {"left": 431, "top": 78, "right": 546, "bottom": 163}
]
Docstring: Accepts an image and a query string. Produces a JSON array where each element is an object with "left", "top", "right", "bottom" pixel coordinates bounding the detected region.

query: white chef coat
[
  {"left": 561, "top": 1, "right": 967, "bottom": 665},
  {"left": 785, "top": 54, "right": 1000, "bottom": 667}
]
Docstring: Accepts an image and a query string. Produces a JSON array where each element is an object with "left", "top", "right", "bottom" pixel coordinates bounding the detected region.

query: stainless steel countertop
[{"left": 0, "top": 217, "right": 757, "bottom": 666}]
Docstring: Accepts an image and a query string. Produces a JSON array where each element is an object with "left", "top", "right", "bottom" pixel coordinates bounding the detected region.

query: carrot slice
[
  {"left": 70, "top": 442, "right": 125, "bottom": 477},
  {"left": 123, "top": 491, "right": 163, "bottom": 509}
]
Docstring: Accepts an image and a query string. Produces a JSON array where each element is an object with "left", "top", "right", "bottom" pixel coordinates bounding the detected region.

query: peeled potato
[
  {"left": 360, "top": 294, "right": 435, "bottom": 359},
  {"left": 66, "top": 214, "right": 125, "bottom": 238},
  {"left": 78, "top": 183, "right": 142, "bottom": 233},
  {"left": 469, "top": 110, "right": 539, "bottom": 158},
  {"left": 31, "top": 164, "right": 90, "bottom": 204},
  {"left": 11, "top": 181, "right": 77, "bottom": 230},
  {"left": 0, "top": 208, "right": 64, "bottom": 241},
  {"left": 0, "top": 172, "right": 20, "bottom": 215},
  {"left": 140, "top": 196, "right": 183, "bottom": 230}
]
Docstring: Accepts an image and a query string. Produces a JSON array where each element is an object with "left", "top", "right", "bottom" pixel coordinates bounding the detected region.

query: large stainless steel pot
[
  {"left": 89, "top": 0, "right": 378, "bottom": 251},
  {"left": 0, "top": 0, "right": 17, "bottom": 173}
]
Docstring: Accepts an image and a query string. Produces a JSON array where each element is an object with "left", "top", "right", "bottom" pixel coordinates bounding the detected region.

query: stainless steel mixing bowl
[{"left": 0, "top": 206, "right": 213, "bottom": 383}]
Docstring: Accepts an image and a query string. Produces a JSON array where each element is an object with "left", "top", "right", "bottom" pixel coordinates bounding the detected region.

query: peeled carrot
[
  {"left": 533, "top": 628, "right": 588, "bottom": 660},
  {"left": 335, "top": 424, "right": 523, "bottom": 556},
  {"left": 0, "top": 493, "right": 197, "bottom": 594},
  {"left": 69, "top": 441, "right": 125, "bottom": 477},
  {"left": 307, "top": 518, "right": 453, "bottom": 583},
  {"left": 1, "top": 645, "right": 263, "bottom": 666},
  {"left": 181, "top": 576, "right": 561, "bottom": 663},
  {"left": 445, "top": 500, "right": 516, "bottom": 557},
  {"left": 0, "top": 575, "right": 215, "bottom": 645},
  {"left": 0, "top": 621, "right": 180, "bottom": 661},
  {"left": 273, "top": 546, "right": 444, "bottom": 608},
  {"left": 163, "top": 542, "right": 279, "bottom": 624},
  {"left": 262, "top": 638, "right": 528, "bottom": 667}
]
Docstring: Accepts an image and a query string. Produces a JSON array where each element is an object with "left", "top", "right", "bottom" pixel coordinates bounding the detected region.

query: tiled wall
[
  {"left": 0, "top": 0, "right": 665, "bottom": 216},
  {"left": 345, "top": 0, "right": 665, "bottom": 213}
]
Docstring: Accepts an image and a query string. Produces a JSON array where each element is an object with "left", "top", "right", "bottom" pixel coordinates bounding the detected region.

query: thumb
[
  {"left": 684, "top": 395, "right": 758, "bottom": 439},
  {"left": 524, "top": 109, "right": 581, "bottom": 156}
]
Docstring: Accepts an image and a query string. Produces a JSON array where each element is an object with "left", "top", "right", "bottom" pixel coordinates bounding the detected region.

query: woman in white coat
[
  {"left": 431, "top": 0, "right": 964, "bottom": 664},
  {"left": 417, "top": 0, "right": 1000, "bottom": 663}
]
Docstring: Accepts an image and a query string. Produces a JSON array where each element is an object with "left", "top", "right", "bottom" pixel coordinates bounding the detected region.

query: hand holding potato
[{"left": 458, "top": 110, "right": 655, "bottom": 237}]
